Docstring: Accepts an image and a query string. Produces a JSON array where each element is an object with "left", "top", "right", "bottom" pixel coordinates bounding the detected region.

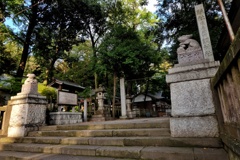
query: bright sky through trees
[
  {"left": 4, "top": 0, "right": 158, "bottom": 32},
  {"left": 146, "top": 0, "right": 157, "bottom": 13}
]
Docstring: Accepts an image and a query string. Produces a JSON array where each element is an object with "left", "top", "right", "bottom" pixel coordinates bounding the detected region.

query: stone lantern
[
  {"left": 95, "top": 84, "right": 105, "bottom": 114},
  {"left": 90, "top": 85, "right": 111, "bottom": 121},
  {"left": 126, "top": 94, "right": 133, "bottom": 118}
]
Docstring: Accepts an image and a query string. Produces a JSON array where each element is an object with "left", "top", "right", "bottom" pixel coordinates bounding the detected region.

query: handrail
[{"left": 0, "top": 106, "right": 7, "bottom": 111}]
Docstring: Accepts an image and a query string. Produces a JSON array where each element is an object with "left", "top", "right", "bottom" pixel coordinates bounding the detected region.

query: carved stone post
[
  {"left": 7, "top": 74, "right": 47, "bottom": 137},
  {"left": 166, "top": 36, "right": 220, "bottom": 138}
]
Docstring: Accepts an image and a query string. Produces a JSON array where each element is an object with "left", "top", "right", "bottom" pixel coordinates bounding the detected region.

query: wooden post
[{"left": 217, "top": 0, "right": 235, "bottom": 42}]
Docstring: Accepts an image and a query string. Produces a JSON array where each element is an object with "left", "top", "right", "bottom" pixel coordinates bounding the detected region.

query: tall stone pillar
[
  {"left": 8, "top": 74, "right": 47, "bottom": 137},
  {"left": 84, "top": 99, "right": 87, "bottom": 122},
  {"left": 195, "top": 4, "right": 214, "bottom": 61},
  {"left": 120, "top": 77, "right": 127, "bottom": 119},
  {"left": 166, "top": 35, "right": 220, "bottom": 137}
]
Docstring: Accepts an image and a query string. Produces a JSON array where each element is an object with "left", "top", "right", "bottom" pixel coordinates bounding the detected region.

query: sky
[
  {"left": 146, "top": 0, "right": 158, "bottom": 13},
  {"left": 4, "top": 0, "right": 158, "bottom": 31}
]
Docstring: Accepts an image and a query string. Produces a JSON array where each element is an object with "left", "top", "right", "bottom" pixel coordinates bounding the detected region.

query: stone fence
[{"left": 0, "top": 105, "right": 10, "bottom": 136}]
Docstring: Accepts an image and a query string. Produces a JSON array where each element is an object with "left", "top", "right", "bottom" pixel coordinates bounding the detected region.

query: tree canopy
[
  {"left": 156, "top": 0, "right": 232, "bottom": 62},
  {"left": 98, "top": 26, "right": 160, "bottom": 80},
  {"left": 1, "top": 0, "right": 230, "bottom": 99}
]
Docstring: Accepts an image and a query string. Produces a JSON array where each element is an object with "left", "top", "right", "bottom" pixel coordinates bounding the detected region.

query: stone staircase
[{"left": 0, "top": 118, "right": 229, "bottom": 160}]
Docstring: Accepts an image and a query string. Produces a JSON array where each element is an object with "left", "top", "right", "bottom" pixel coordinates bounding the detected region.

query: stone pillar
[
  {"left": 195, "top": 4, "right": 214, "bottom": 61},
  {"left": 7, "top": 74, "right": 47, "bottom": 137},
  {"left": 166, "top": 36, "right": 220, "bottom": 138},
  {"left": 126, "top": 95, "right": 133, "bottom": 118},
  {"left": 84, "top": 99, "right": 87, "bottom": 122},
  {"left": 120, "top": 77, "right": 127, "bottom": 119}
]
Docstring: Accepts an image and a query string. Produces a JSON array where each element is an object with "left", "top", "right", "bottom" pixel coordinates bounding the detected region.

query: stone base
[
  {"left": 166, "top": 61, "right": 220, "bottom": 83},
  {"left": 8, "top": 94, "right": 47, "bottom": 137},
  {"left": 132, "top": 109, "right": 138, "bottom": 118},
  {"left": 168, "top": 63, "right": 219, "bottom": 117},
  {"left": 127, "top": 110, "right": 134, "bottom": 119},
  {"left": 90, "top": 109, "right": 112, "bottom": 122},
  {"left": 90, "top": 114, "right": 106, "bottom": 121},
  {"left": 166, "top": 61, "right": 220, "bottom": 138},
  {"left": 49, "top": 112, "right": 82, "bottom": 125},
  {"left": 170, "top": 116, "right": 219, "bottom": 137},
  {"left": 120, "top": 116, "right": 128, "bottom": 119},
  {"left": 170, "top": 79, "right": 215, "bottom": 117}
]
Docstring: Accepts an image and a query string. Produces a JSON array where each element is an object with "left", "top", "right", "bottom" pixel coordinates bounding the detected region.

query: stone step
[
  {"left": 0, "top": 143, "right": 229, "bottom": 160},
  {"left": 27, "top": 128, "right": 170, "bottom": 137},
  {"left": 0, "top": 151, "right": 132, "bottom": 160},
  {"left": 40, "top": 118, "right": 170, "bottom": 131},
  {"left": 0, "top": 136, "right": 223, "bottom": 148}
]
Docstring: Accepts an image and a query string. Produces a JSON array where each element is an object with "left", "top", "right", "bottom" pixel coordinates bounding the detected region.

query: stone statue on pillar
[
  {"left": 166, "top": 34, "right": 220, "bottom": 138},
  {"left": 7, "top": 74, "right": 47, "bottom": 137},
  {"left": 176, "top": 34, "right": 204, "bottom": 64}
]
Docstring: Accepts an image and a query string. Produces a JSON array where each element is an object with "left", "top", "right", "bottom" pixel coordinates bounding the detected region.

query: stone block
[
  {"left": 194, "top": 148, "right": 229, "bottom": 160},
  {"left": 50, "top": 145, "right": 98, "bottom": 156},
  {"left": 178, "top": 49, "right": 204, "bottom": 64},
  {"left": 170, "top": 79, "right": 215, "bottom": 117},
  {"left": 170, "top": 116, "right": 219, "bottom": 137},
  {"left": 89, "top": 137, "right": 125, "bottom": 146},
  {"left": 169, "top": 61, "right": 220, "bottom": 74},
  {"left": 141, "top": 147, "right": 194, "bottom": 160},
  {"left": 49, "top": 112, "right": 82, "bottom": 125},
  {"left": 166, "top": 65, "right": 219, "bottom": 83},
  {"left": 10, "top": 94, "right": 47, "bottom": 105},
  {"left": 8, "top": 96, "right": 47, "bottom": 137},
  {"left": 96, "top": 146, "right": 143, "bottom": 159}
]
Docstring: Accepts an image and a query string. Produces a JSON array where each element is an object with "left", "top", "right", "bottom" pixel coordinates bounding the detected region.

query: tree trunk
[
  {"left": 182, "top": 0, "right": 187, "bottom": 11},
  {"left": 16, "top": 0, "right": 38, "bottom": 77},
  {"left": 94, "top": 72, "right": 98, "bottom": 89},
  {"left": 46, "top": 62, "right": 54, "bottom": 84},
  {"left": 112, "top": 72, "right": 117, "bottom": 118},
  {"left": 144, "top": 78, "right": 150, "bottom": 102},
  {"left": 126, "top": 80, "right": 133, "bottom": 96}
]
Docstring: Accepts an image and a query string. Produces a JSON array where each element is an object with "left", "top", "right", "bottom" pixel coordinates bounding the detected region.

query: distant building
[
  {"left": 48, "top": 78, "right": 85, "bottom": 111},
  {"left": 132, "top": 91, "right": 171, "bottom": 117}
]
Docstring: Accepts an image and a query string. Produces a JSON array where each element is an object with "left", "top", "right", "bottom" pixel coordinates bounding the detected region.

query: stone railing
[
  {"left": 0, "top": 106, "right": 6, "bottom": 129},
  {"left": 211, "top": 28, "right": 240, "bottom": 158}
]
